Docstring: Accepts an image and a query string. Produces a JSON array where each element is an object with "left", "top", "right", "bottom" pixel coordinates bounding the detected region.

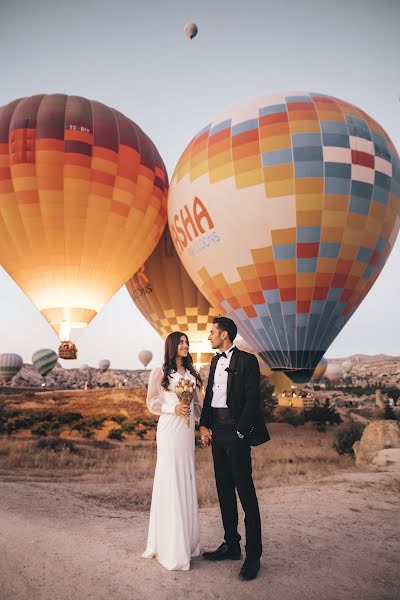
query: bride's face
[{"left": 177, "top": 335, "right": 189, "bottom": 359}]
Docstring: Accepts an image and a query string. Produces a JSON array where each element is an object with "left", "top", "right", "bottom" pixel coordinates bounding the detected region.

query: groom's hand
[{"left": 199, "top": 426, "right": 212, "bottom": 447}]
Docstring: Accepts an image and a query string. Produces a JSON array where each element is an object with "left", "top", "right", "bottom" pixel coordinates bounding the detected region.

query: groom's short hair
[{"left": 213, "top": 317, "right": 237, "bottom": 343}]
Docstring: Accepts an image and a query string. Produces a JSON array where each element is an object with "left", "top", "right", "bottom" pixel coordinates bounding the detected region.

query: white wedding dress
[{"left": 142, "top": 368, "right": 202, "bottom": 571}]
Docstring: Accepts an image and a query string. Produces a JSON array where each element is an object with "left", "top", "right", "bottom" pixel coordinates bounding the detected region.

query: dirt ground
[{"left": 0, "top": 470, "right": 399, "bottom": 600}]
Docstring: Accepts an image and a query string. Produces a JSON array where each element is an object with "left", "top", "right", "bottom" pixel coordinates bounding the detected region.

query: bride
[{"left": 142, "top": 332, "right": 203, "bottom": 571}]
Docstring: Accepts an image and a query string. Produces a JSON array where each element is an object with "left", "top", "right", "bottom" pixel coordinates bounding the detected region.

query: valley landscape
[{"left": 0, "top": 354, "right": 399, "bottom": 599}]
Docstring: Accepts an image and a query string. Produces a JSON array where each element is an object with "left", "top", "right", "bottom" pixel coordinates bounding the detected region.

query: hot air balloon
[
  {"left": 0, "top": 94, "right": 168, "bottom": 358},
  {"left": 32, "top": 349, "right": 58, "bottom": 377},
  {"left": 168, "top": 91, "right": 400, "bottom": 383},
  {"left": 325, "top": 362, "right": 342, "bottom": 384},
  {"left": 311, "top": 357, "right": 328, "bottom": 381},
  {"left": 236, "top": 338, "right": 273, "bottom": 378},
  {"left": 341, "top": 359, "right": 353, "bottom": 372},
  {"left": 0, "top": 353, "right": 23, "bottom": 383},
  {"left": 99, "top": 359, "right": 110, "bottom": 373},
  {"left": 126, "top": 226, "right": 218, "bottom": 367},
  {"left": 184, "top": 22, "right": 198, "bottom": 39},
  {"left": 138, "top": 350, "right": 153, "bottom": 368}
]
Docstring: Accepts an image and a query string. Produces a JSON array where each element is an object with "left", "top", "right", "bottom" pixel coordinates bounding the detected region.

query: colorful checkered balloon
[
  {"left": 126, "top": 226, "right": 218, "bottom": 364},
  {"left": 0, "top": 94, "right": 168, "bottom": 340},
  {"left": 168, "top": 92, "right": 400, "bottom": 382}
]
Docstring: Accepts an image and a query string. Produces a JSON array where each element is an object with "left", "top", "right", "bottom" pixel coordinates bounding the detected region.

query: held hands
[
  {"left": 175, "top": 403, "right": 190, "bottom": 419},
  {"left": 199, "top": 425, "right": 212, "bottom": 448}
]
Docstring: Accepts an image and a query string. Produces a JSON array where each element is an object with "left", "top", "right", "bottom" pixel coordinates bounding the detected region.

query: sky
[{"left": 0, "top": 0, "right": 399, "bottom": 369}]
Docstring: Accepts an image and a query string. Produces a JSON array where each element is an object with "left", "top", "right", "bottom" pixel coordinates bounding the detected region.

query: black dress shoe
[
  {"left": 202, "top": 542, "right": 242, "bottom": 561},
  {"left": 239, "top": 558, "right": 261, "bottom": 581}
]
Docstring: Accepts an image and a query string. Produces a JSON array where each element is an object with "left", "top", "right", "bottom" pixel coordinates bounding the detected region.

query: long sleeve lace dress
[{"left": 142, "top": 367, "right": 202, "bottom": 571}]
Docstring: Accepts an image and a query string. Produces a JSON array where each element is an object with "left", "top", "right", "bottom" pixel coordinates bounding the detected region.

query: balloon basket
[
  {"left": 58, "top": 341, "right": 77, "bottom": 360},
  {"left": 278, "top": 390, "right": 315, "bottom": 410}
]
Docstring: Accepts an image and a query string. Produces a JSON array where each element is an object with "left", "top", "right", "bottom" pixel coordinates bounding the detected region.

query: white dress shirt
[{"left": 211, "top": 346, "right": 235, "bottom": 408}]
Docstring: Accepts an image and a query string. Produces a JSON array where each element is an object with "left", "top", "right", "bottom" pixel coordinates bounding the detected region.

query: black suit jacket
[{"left": 200, "top": 348, "right": 270, "bottom": 446}]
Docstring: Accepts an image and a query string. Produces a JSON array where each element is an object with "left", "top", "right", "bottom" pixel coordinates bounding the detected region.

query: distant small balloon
[
  {"left": 0, "top": 353, "right": 23, "bottom": 383},
  {"left": 341, "top": 360, "right": 353, "bottom": 372},
  {"left": 311, "top": 358, "right": 328, "bottom": 382},
  {"left": 184, "top": 22, "right": 198, "bottom": 39},
  {"left": 99, "top": 359, "right": 110, "bottom": 373},
  {"left": 32, "top": 349, "right": 58, "bottom": 377},
  {"left": 138, "top": 350, "right": 153, "bottom": 368},
  {"left": 325, "top": 363, "right": 342, "bottom": 384}
]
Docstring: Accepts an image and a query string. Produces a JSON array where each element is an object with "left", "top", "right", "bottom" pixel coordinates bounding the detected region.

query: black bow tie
[{"left": 216, "top": 348, "right": 233, "bottom": 359}]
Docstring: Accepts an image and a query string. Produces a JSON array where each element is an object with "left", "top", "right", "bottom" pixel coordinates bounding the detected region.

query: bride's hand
[{"left": 175, "top": 403, "right": 190, "bottom": 418}]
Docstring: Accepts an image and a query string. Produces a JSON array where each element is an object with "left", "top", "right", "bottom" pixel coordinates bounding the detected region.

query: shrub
[
  {"left": 110, "top": 415, "right": 127, "bottom": 424},
  {"left": 333, "top": 421, "right": 366, "bottom": 455},
  {"left": 304, "top": 405, "right": 342, "bottom": 433},
  {"left": 107, "top": 428, "right": 125, "bottom": 441},
  {"left": 260, "top": 376, "right": 276, "bottom": 421},
  {"left": 384, "top": 403, "right": 396, "bottom": 420},
  {"left": 31, "top": 422, "right": 53, "bottom": 437},
  {"left": 36, "top": 437, "right": 79, "bottom": 453},
  {"left": 70, "top": 417, "right": 105, "bottom": 437},
  {"left": 57, "top": 412, "right": 83, "bottom": 424},
  {"left": 274, "top": 407, "right": 305, "bottom": 427}
]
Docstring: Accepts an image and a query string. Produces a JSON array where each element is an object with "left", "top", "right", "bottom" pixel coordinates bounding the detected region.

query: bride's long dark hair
[{"left": 161, "top": 332, "right": 202, "bottom": 391}]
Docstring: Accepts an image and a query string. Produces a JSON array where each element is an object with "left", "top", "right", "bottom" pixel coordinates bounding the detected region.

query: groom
[{"left": 200, "top": 317, "right": 270, "bottom": 581}]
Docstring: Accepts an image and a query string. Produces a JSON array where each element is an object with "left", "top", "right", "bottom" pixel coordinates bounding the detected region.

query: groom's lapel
[
  {"left": 208, "top": 355, "right": 219, "bottom": 391},
  {"left": 227, "top": 347, "right": 240, "bottom": 397}
]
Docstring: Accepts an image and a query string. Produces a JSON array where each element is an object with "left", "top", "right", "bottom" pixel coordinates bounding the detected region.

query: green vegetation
[
  {"left": 304, "top": 404, "right": 342, "bottom": 432},
  {"left": 0, "top": 402, "right": 156, "bottom": 441},
  {"left": 260, "top": 376, "right": 276, "bottom": 421},
  {"left": 274, "top": 407, "right": 305, "bottom": 427},
  {"left": 333, "top": 421, "right": 366, "bottom": 455},
  {"left": 106, "top": 418, "right": 157, "bottom": 441},
  {"left": 384, "top": 403, "right": 397, "bottom": 420}
]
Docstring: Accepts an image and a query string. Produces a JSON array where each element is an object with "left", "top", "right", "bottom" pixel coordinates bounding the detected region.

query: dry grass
[
  {"left": 0, "top": 387, "right": 149, "bottom": 419},
  {"left": 0, "top": 423, "right": 357, "bottom": 510}
]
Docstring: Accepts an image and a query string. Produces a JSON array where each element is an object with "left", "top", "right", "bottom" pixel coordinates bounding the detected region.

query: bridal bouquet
[{"left": 175, "top": 378, "right": 195, "bottom": 427}]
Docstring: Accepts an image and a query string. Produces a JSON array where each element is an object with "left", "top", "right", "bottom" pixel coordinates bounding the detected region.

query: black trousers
[{"left": 211, "top": 410, "right": 262, "bottom": 560}]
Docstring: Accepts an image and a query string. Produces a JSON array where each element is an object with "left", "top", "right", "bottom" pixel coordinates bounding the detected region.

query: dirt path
[{"left": 0, "top": 471, "right": 399, "bottom": 600}]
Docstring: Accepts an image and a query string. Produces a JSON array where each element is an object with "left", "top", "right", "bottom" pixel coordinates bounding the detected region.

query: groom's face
[{"left": 208, "top": 324, "right": 225, "bottom": 350}]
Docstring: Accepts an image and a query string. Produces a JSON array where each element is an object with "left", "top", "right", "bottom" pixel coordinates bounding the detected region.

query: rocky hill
[
  {"left": 1, "top": 364, "right": 151, "bottom": 391},
  {"left": 2, "top": 353, "right": 400, "bottom": 393},
  {"left": 329, "top": 354, "right": 400, "bottom": 387}
]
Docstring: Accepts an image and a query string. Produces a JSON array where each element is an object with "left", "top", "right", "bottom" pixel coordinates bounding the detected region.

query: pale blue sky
[{"left": 0, "top": 0, "right": 399, "bottom": 368}]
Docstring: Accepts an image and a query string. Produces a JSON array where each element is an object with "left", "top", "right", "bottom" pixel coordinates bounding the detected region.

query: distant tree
[
  {"left": 333, "top": 421, "right": 366, "bottom": 456},
  {"left": 260, "top": 375, "right": 276, "bottom": 421},
  {"left": 107, "top": 427, "right": 125, "bottom": 441},
  {"left": 304, "top": 404, "right": 342, "bottom": 433},
  {"left": 274, "top": 407, "right": 305, "bottom": 427},
  {"left": 384, "top": 403, "right": 396, "bottom": 420}
]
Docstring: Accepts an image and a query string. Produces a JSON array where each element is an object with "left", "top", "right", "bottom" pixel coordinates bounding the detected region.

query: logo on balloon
[
  {"left": 170, "top": 196, "right": 220, "bottom": 256},
  {"left": 129, "top": 266, "right": 153, "bottom": 299}
]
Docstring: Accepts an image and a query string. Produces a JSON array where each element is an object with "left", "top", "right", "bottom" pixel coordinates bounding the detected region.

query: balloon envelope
[
  {"left": 168, "top": 91, "right": 400, "bottom": 383},
  {"left": 341, "top": 359, "right": 353, "bottom": 372},
  {"left": 0, "top": 94, "right": 168, "bottom": 340},
  {"left": 184, "top": 22, "right": 198, "bottom": 39},
  {"left": 311, "top": 357, "right": 328, "bottom": 381},
  {"left": 138, "top": 350, "right": 153, "bottom": 368},
  {"left": 126, "top": 226, "right": 218, "bottom": 362},
  {"left": 32, "top": 349, "right": 58, "bottom": 377},
  {"left": 325, "top": 363, "right": 342, "bottom": 383},
  {"left": 0, "top": 353, "right": 23, "bottom": 382},
  {"left": 99, "top": 359, "right": 110, "bottom": 373}
]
